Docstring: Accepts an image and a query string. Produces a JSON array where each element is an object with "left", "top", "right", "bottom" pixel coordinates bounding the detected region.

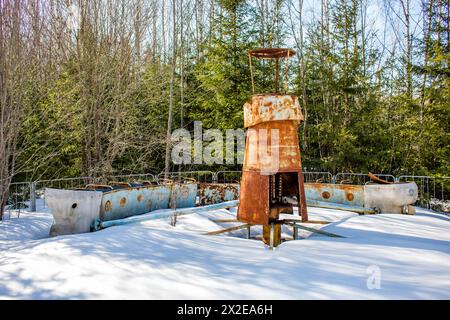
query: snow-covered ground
[
  {"left": 0, "top": 200, "right": 53, "bottom": 248},
  {"left": 1, "top": 203, "right": 449, "bottom": 299}
]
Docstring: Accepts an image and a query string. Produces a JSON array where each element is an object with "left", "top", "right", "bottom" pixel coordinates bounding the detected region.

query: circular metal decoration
[
  {"left": 119, "top": 197, "right": 127, "bottom": 207},
  {"left": 104, "top": 200, "right": 112, "bottom": 212},
  {"left": 322, "top": 191, "right": 331, "bottom": 199},
  {"left": 181, "top": 187, "right": 189, "bottom": 199},
  {"left": 346, "top": 193, "right": 354, "bottom": 201},
  {"left": 137, "top": 194, "right": 144, "bottom": 202}
]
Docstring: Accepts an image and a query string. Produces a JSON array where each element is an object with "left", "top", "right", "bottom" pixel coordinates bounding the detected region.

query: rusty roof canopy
[{"left": 249, "top": 48, "right": 296, "bottom": 59}]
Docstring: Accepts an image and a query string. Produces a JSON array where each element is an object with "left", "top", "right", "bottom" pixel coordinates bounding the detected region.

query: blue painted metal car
[{"left": 46, "top": 182, "right": 197, "bottom": 236}]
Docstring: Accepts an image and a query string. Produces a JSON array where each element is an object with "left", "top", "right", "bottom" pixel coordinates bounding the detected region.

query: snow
[
  {"left": 0, "top": 200, "right": 53, "bottom": 249},
  {"left": 0, "top": 204, "right": 449, "bottom": 299}
]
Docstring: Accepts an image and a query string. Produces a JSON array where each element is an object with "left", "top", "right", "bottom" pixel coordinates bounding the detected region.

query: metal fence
[
  {"left": 303, "top": 172, "right": 334, "bottom": 183},
  {"left": 35, "top": 176, "right": 95, "bottom": 192},
  {"left": 5, "top": 182, "right": 33, "bottom": 215},
  {"left": 98, "top": 173, "right": 155, "bottom": 184},
  {"left": 156, "top": 171, "right": 215, "bottom": 183},
  {"left": 215, "top": 171, "right": 334, "bottom": 183},
  {"left": 3, "top": 171, "right": 449, "bottom": 215},
  {"left": 397, "top": 175, "right": 449, "bottom": 209},
  {"left": 335, "top": 173, "right": 396, "bottom": 185},
  {"left": 216, "top": 171, "right": 242, "bottom": 183}
]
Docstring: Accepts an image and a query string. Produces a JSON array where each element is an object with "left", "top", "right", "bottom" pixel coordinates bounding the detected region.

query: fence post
[
  {"left": 30, "top": 182, "right": 36, "bottom": 212},
  {"left": 213, "top": 172, "right": 218, "bottom": 183},
  {"left": 331, "top": 175, "right": 336, "bottom": 184}
]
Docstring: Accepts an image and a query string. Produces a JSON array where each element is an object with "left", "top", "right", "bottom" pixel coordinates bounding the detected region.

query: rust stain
[
  {"left": 84, "top": 184, "right": 113, "bottom": 190},
  {"left": 142, "top": 181, "right": 157, "bottom": 186},
  {"left": 104, "top": 200, "right": 112, "bottom": 212},
  {"left": 368, "top": 172, "right": 393, "bottom": 184},
  {"left": 262, "top": 223, "right": 282, "bottom": 246},
  {"left": 237, "top": 171, "right": 269, "bottom": 225},
  {"left": 119, "top": 197, "right": 127, "bottom": 207},
  {"left": 181, "top": 187, "right": 189, "bottom": 198},
  {"left": 243, "top": 120, "right": 302, "bottom": 172},
  {"left": 307, "top": 182, "right": 363, "bottom": 192},
  {"left": 137, "top": 194, "right": 144, "bottom": 202},
  {"left": 109, "top": 182, "right": 131, "bottom": 188},
  {"left": 239, "top": 94, "right": 308, "bottom": 225},
  {"left": 322, "top": 191, "right": 331, "bottom": 199},
  {"left": 304, "top": 182, "right": 365, "bottom": 208},
  {"left": 244, "top": 95, "right": 304, "bottom": 129},
  {"left": 198, "top": 183, "right": 240, "bottom": 205}
]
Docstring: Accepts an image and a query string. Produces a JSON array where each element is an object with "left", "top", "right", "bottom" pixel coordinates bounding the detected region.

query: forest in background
[{"left": 0, "top": 0, "right": 448, "bottom": 194}]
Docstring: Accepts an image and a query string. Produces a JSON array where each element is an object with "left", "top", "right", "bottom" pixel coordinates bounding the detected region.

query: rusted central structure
[{"left": 237, "top": 48, "right": 308, "bottom": 247}]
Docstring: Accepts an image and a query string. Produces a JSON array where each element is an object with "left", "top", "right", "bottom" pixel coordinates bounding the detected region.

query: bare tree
[
  {"left": 0, "top": 0, "right": 32, "bottom": 217},
  {"left": 400, "top": 0, "right": 413, "bottom": 99},
  {"left": 164, "top": 0, "right": 177, "bottom": 177}
]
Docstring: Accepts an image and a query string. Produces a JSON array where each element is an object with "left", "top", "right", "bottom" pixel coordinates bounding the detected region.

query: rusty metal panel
[
  {"left": 198, "top": 183, "right": 240, "bottom": 205},
  {"left": 244, "top": 95, "right": 304, "bottom": 128},
  {"left": 239, "top": 93, "right": 308, "bottom": 227},
  {"left": 237, "top": 171, "right": 269, "bottom": 225},
  {"left": 262, "top": 223, "right": 282, "bottom": 247},
  {"left": 304, "top": 183, "right": 365, "bottom": 208},
  {"left": 243, "top": 120, "right": 302, "bottom": 172},
  {"left": 297, "top": 168, "right": 308, "bottom": 222}
]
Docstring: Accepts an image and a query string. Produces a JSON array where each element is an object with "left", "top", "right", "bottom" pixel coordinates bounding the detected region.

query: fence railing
[
  {"left": 303, "top": 172, "right": 334, "bottom": 183},
  {"left": 216, "top": 171, "right": 242, "bottom": 183},
  {"left": 397, "top": 175, "right": 449, "bottom": 209},
  {"left": 98, "top": 173, "right": 155, "bottom": 184},
  {"left": 156, "top": 171, "right": 215, "bottom": 183},
  {"left": 4, "top": 171, "right": 449, "bottom": 214},
  {"left": 335, "top": 173, "right": 396, "bottom": 185},
  {"left": 4, "top": 182, "right": 32, "bottom": 215}
]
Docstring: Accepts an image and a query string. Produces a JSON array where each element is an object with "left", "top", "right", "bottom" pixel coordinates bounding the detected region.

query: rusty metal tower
[{"left": 237, "top": 48, "right": 308, "bottom": 247}]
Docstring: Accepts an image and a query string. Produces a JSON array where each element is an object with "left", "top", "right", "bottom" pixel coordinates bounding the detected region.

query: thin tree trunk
[
  {"left": 298, "top": 0, "right": 308, "bottom": 149},
  {"left": 400, "top": 0, "right": 412, "bottom": 100},
  {"left": 420, "top": 0, "right": 434, "bottom": 123},
  {"left": 164, "top": 0, "right": 177, "bottom": 177},
  {"left": 178, "top": 0, "right": 184, "bottom": 174}
]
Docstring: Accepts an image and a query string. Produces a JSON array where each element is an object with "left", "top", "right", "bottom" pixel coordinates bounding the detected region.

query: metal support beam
[
  {"left": 30, "top": 182, "right": 36, "bottom": 212},
  {"left": 93, "top": 200, "right": 239, "bottom": 231},
  {"left": 289, "top": 222, "right": 344, "bottom": 238},
  {"left": 306, "top": 199, "right": 377, "bottom": 214},
  {"left": 270, "top": 222, "right": 274, "bottom": 249},
  {"left": 205, "top": 223, "right": 251, "bottom": 236}
]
